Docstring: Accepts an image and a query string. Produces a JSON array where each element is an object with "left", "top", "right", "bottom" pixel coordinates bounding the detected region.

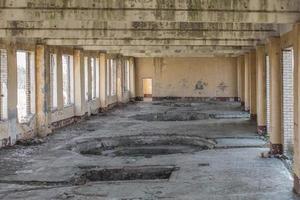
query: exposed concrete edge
[
  {"left": 51, "top": 113, "right": 88, "bottom": 131},
  {"left": 257, "top": 126, "right": 267, "bottom": 136},
  {"left": 270, "top": 142, "right": 283, "bottom": 155}
]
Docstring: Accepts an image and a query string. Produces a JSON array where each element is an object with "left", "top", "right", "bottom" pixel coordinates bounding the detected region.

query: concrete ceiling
[{"left": 1, "top": 0, "right": 300, "bottom": 57}]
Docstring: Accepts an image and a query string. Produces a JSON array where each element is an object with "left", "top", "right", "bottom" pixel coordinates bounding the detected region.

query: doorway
[{"left": 143, "top": 78, "right": 153, "bottom": 101}]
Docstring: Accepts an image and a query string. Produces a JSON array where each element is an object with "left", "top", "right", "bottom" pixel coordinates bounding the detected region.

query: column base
[
  {"left": 257, "top": 126, "right": 267, "bottom": 136},
  {"left": 37, "top": 126, "right": 52, "bottom": 137},
  {"left": 244, "top": 106, "right": 250, "bottom": 112},
  {"left": 270, "top": 142, "right": 283, "bottom": 155},
  {"left": 240, "top": 101, "right": 245, "bottom": 110},
  {"left": 294, "top": 174, "right": 300, "bottom": 195},
  {"left": 250, "top": 114, "right": 257, "bottom": 120}
]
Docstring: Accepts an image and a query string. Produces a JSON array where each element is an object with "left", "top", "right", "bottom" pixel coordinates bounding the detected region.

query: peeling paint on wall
[
  {"left": 136, "top": 57, "right": 237, "bottom": 98},
  {"left": 195, "top": 80, "right": 208, "bottom": 90},
  {"left": 217, "top": 81, "right": 228, "bottom": 92}
]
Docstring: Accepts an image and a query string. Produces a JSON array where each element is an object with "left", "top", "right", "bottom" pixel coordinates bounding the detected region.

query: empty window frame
[
  {"left": 50, "top": 54, "right": 58, "bottom": 110},
  {"left": 91, "top": 57, "right": 97, "bottom": 99},
  {"left": 62, "top": 55, "right": 74, "bottom": 106},
  {"left": 110, "top": 59, "right": 117, "bottom": 96},
  {"left": 95, "top": 58, "right": 100, "bottom": 98},
  {"left": 124, "top": 59, "right": 130, "bottom": 92},
  {"left": 84, "top": 56, "right": 89, "bottom": 101},
  {"left": 17, "top": 51, "right": 35, "bottom": 122},
  {"left": 106, "top": 59, "right": 111, "bottom": 96},
  {"left": 0, "top": 49, "right": 8, "bottom": 120}
]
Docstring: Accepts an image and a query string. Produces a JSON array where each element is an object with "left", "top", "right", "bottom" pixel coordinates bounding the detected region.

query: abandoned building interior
[{"left": 1, "top": 0, "right": 300, "bottom": 199}]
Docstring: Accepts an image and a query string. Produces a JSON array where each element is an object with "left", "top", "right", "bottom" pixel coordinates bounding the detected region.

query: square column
[
  {"left": 35, "top": 44, "right": 51, "bottom": 137},
  {"left": 129, "top": 57, "right": 136, "bottom": 100},
  {"left": 56, "top": 50, "right": 64, "bottom": 111},
  {"left": 244, "top": 53, "right": 250, "bottom": 112},
  {"left": 238, "top": 56, "right": 245, "bottom": 108},
  {"left": 237, "top": 56, "right": 242, "bottom": 102},
  {"left": 293, "top": 23, "right": 300, "bottom": 195},
  {"left": 267, "top": 37, "right": 283, "bottom": 155},
  {"left": 99, "top": 53, "right": 107, "bottom": 108},
  {"left": 249, "top": 50, "right": 257, "bottom": 119},
  {"left": 256, "top": 45, "right": 267, "bottom": 135},
  {"left": 74, "top": 49, "right": 86, "bottom": 116},
  {"left": 116, "top": 56, "right": 123, "bottom": 103},
  {"left": 7, "top": 43, "right": 18, "bottom": 145},
  {"left": 87, "top": 56, "right": 92, "bottom": 101}
]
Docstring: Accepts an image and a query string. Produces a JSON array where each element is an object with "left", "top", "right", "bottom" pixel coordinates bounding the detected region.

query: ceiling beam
[
  {"left": 0, "top": 29, "right": 277, "bottom": 40},
  {"left": 121, "top": 52, "right": 241, "bottom": 58},
  {"left": 82, "top": 45, "right": 253, "bottom": 52},
  {"left": 46, "top": 38, "right": 259, "bottom": 47},
  {"left": 0, "top": 21, "right": 278, "bottom": 31},
  {"left": 1, "top": 9, "right": 299, "bottom": 23},
  {"left": 2, "top": 0, "right": 299, "bottom": 12},
  {"left": 105, "top": 49, "right": 250, "bottom": 57}
]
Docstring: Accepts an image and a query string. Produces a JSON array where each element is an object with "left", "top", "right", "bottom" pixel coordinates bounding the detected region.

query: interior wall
[
  {"left": 135, "top": 57, "right": 238, "bottom": 99},
  {"left": 0, "top": 43, "right": 136, "bottom": 148}
]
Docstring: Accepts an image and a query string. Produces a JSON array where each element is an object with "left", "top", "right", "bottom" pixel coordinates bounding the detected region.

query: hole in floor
[
  {"left": 152, "top": 102, "right": 193, "bottom": 107},
  {"left": 73, "top": 135, "right": 215, "bottom": 157},
  {"left": 73, "top": 166, "right": 177, "bottom": 184},
  {"left": 82, "top": 145, "right": 205, "bottom": 157},
  {"left": 132, "top": 112, "right": 210, "bottom": 121}
]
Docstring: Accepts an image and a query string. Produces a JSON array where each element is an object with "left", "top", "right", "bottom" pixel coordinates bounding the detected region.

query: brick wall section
[{"left": 282, "top": 49, "right": 294, "bottom": 157}]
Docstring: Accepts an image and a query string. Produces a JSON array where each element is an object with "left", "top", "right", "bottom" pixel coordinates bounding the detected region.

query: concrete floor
[{"left": 0, "top": 101, "right": 298, "bottom": 200}]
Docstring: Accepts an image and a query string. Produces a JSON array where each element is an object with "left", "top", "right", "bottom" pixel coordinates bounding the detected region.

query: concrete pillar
[
  {"left": 99, "top": 53, "right": 107, "bottom": 108},
  {"left": 293, "top": 23, "right": 300, "bottom": 195},
  {"left": 244, "top": 53, "right": 250, "bottom": 111},
  {"left": 129, "top": 57, "right": 136, "bottom": 100},
  {"left": 7, "top": 43, "right": 18, "bottom": 145},
  {"left": 56, "top": 50, "right": 64, "bottom": 110},
  {"left": 35, "top": 44, "right": 51, "bottom": 137},
  {"left": 237, "top": 57, "right": 242, "bottom": 101},
  {"left": 74, "top": 49, "right": 86, "bottom": 116},
  {"left": 238, "top": 56, "right": 245, "bottom": 108},
  {"left": 87, "top": 56, "right": 92, "bottom": 101},
  {"left": 249, "top": 50, "right": 257, "bottom": 118},
  {"left": 116, "top": 56, "right": 123, "bottom": 103},
  {"left": 267, "top": 37, "right": 283, "bottom": 155},
  {"left": 256, "top": 46, "right": 267, "bottom": 135}
]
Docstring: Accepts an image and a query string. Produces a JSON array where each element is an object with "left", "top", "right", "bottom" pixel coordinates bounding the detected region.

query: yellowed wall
[{"left": 136, "top": 57, "right": 238, "bottom": 98}]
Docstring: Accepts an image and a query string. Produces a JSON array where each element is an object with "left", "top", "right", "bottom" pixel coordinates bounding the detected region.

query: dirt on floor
[{"left": 0, "top": 100, "right": 297, "bottom": 200}]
